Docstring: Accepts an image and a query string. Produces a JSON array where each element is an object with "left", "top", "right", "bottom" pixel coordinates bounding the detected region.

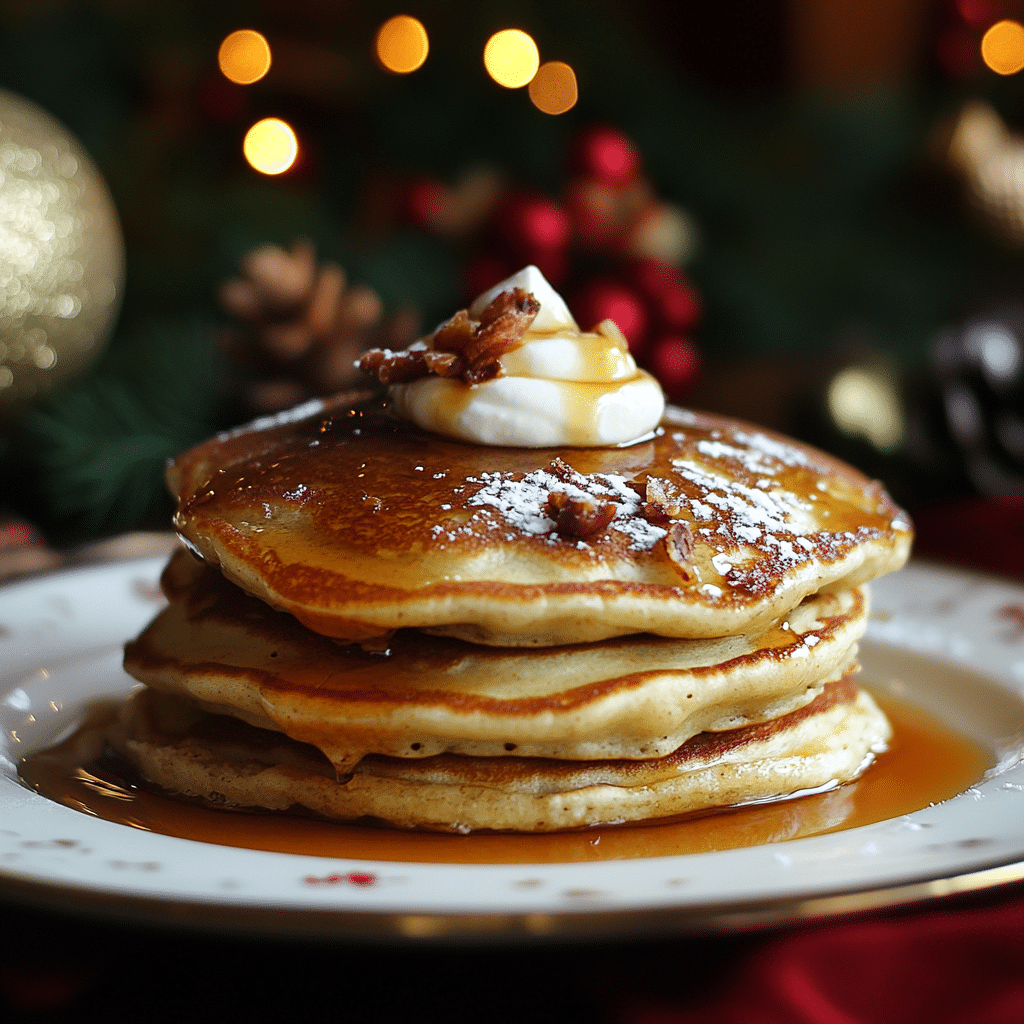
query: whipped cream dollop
[{"left": 388, "top": 266, "right": 665, "bottom": 447}]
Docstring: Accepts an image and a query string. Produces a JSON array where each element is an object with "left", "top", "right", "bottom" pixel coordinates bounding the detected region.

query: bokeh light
[
  {"left": 945, "top": 100, "right": 1024, "bottom": 242},
  {"left": 483, "top": 29, "right": 540, "bottom": 88},
  {"left": 964, "top": 320, "right": 1023, "bottom": 386},
  {"left": 375, "top": 15, "right": 429, "bottom": 74},
  {"left": 827, "top": 366, "right": 903, "bottom": 451},
  {"left": 981, "top": 19, "right": 1024, "bottom": 75},
  {"left": 243, "top": 118, "right": 298, "bottom": 175},
  {"left": 528, "top": 61, "right": 578, "bottom": 114},
  {"left": 218, "top": 29, "right": 272, "bottom": 85}
]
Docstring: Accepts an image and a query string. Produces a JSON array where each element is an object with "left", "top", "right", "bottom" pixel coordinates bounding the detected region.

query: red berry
[
  {"left": 485, "top": 193, "right": 572, "bottom": 285},
  {"left": 648, "top": 335, "right": 701, "bottom": 397},
  {"left": 404, "top": 178, "right": 452, "bottom": 230},
  {"left": 571, "top": 278, "right": 648, "bottom": 352},
  {"left": 631, "top": 259, "right": 702, "bottom": 331},
  {"left": 956, "top": 0, "right": 998, "bottom": 28},
  {"left": 522, "top": 198, "right": 571, "bottom": 249},
  {"left": 497, "top": 192, "right": 571, "bottom": 254},
  {"left": 573, "top": 125, "right": 641, "bottom": 187}
]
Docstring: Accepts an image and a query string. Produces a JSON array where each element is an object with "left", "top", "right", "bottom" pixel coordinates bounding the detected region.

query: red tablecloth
[{"left": 623, "top": 900, "right": 1024, "bottom": 1024}]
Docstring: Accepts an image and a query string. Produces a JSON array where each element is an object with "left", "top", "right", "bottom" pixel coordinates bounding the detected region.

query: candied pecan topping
[
  {"left": 431, "top": 308, "right": 476, "bottom": 355},
  {"left": 465, "top": 288, "right": 541, "bottom": 370},
  {"left": 356, "top": 348, "right": 463, "bottom": 384},
  {"left": 546, "top": 490, "right": 618, "bottom": 539},
  {"left": 643, "top": 476, "right": 686, "bottom": 520},
  {"left": 627, "top": 474, "right": 696, "bottom": 579},
  {"left": 664, "top": 520, "right": 695, "bottom": 576},
  {"left": 546, "top": 457, "right": 578, "bottom": 483},
  {"left": 357, "top": 288, "right": 540, "bottom": 386}
]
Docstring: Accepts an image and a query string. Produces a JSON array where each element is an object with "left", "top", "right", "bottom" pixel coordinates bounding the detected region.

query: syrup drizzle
[{"left": 18, "top": 688, "right": 991, "bottom": 865}]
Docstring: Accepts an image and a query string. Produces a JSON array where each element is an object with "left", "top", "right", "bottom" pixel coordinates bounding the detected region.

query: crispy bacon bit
[
  {"left": 357, "top": 288, "right": 540, "bottom": 386},
  {"left": 546, "top": 490, "right": 618, "bottom": 539}
]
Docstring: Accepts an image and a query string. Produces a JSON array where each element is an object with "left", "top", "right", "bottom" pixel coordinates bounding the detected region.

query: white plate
[{"left": 2, "top": 555, "right": 1024, "bottom": 941}]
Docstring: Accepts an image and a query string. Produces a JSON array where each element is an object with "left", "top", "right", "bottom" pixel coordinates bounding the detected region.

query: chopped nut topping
[
  {"left": 546, "top": 457, "right": 578, "bottom": 483},
  {"left": 664, "top": 520, "right": 696, "bottom": 580},
  {"left": 643, "top": 476, "right": 686, "bottom": 520},
  {"left": 357, "top": 288, "right": 540, "bottom": 386},
  {"left": 546, "top": 490, "right": 618, "bottom": 539},
  {"left": 356, "top": 347, "right": 462, "bottom": 385},
  {"left": 628, "top": 475, "right": 696, "bottom": 579}
]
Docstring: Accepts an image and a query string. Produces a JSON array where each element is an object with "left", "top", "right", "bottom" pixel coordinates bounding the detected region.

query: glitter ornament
[{"left": 0, "top": 90, "right": 124, "bottom": 417}]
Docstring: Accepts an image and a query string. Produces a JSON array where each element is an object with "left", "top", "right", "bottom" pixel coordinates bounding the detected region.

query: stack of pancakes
[{"left": 116, "top": 396, "right": 912, "bottom": 832}]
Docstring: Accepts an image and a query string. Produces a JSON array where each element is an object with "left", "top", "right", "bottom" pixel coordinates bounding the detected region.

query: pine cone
[{"left": 218, "top": 239, "right": 419, "bottom": 414}]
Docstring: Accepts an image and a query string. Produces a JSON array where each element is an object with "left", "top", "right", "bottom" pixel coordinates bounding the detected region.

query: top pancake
[{"left": 170, "top": 395, "right": 911, "bottom": 646}]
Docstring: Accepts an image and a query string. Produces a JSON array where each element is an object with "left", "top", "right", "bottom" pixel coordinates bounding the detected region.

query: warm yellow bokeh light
[
  {"left": 375, "top": 15, "right": 429, "bottom": 73},
  {"left": 528, "top": 61, "right": 578, "bottom": 114},
  {"left": 982, "top": 19, "right": 1024, "bottom": 75},
  {"left": 483, "top": 29, "right": 540, "bottom": 88},
  {"left": 827, "top": 366, "right": 903, "bottom": 451},
  {"left": 243, "top": 118, "right": 298, "bottom": 175},
  {"left": 218, "top": 29, "right": 272, "bottom": 85}
]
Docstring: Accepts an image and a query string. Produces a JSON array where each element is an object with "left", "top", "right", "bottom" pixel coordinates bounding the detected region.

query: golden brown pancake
[
  {"left": 112, "top": 676, "right": 889, "bottom": 832},
  {"left": 119, "top": 365, "right": 911, "bottom": 833},
  {"left": 169, "top": 396, "right": 911, "bottom": 646},
  {"left": 124, "top": 548, "right": 869, "bottom": 772}
]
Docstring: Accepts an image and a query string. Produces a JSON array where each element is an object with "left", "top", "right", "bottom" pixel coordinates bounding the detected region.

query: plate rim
[{"left": 3, "top": 553, "right": 1024, "bottom": 942}]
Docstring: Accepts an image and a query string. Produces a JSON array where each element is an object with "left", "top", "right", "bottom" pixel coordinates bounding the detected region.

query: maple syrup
[{"left": 18, "top": 688, "right": 991, "bottom": 864}]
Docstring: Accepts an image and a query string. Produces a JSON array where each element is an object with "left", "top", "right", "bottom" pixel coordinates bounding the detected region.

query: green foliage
[{"left": 7, "top": 315, "right": 226, "bottom": 545}]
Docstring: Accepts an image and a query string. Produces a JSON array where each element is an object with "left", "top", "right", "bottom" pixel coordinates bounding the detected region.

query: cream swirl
[{"left": 389, "top": 266, "right": 665, "bottom": 447}]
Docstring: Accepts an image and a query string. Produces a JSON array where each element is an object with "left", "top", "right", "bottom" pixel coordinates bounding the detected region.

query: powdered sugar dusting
[
  {"left": 465, "top": 465, "right": 667, "bottom": 550},
  {"left": 733, "top": 430, "right": 813, "bottom": 469},
  {"left": 692, "top": 430, "right": 815, "bottom": 479},
  {"left": 672, "top": 460, "right": 807, "bottom": 539},
  {"left": 667, "top": 448, "right": 890, "bottom": 597}
]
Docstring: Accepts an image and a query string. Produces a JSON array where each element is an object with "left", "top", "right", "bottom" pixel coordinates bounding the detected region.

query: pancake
[
  {"left": 111, "top": 675, "right": 889, "bottom": 832},
  {"left": 169, "top": 396, "right": 911, "bottom": 646},
  {"left": 123, "top": 548, "right": 869, "bottom": 771},
  {"left": 115, "top": 267, "right": 911, "bottom": 834}
]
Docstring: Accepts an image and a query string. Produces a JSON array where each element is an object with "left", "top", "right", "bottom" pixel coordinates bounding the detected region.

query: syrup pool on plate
[{"left": 18, "top": 688, "right": 992, "bottom": 866}]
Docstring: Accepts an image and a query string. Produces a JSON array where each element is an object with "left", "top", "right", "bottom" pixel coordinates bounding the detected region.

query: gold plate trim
[{"left": 3, "top": 857, "right": 1024, "bottom": 943}]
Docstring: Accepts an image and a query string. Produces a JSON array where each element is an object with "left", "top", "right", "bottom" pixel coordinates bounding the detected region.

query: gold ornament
[{"left": 0, "top": 89, "right": 124, "bottom": 417}]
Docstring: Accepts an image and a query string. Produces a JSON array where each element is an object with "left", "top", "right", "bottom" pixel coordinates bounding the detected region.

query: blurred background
[
  {"left": 5, "top": 6, "right": 1024, "bottom": 1022},
  {"left": 4, "top": 0, "right": 1024, "bottom": 573}
]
